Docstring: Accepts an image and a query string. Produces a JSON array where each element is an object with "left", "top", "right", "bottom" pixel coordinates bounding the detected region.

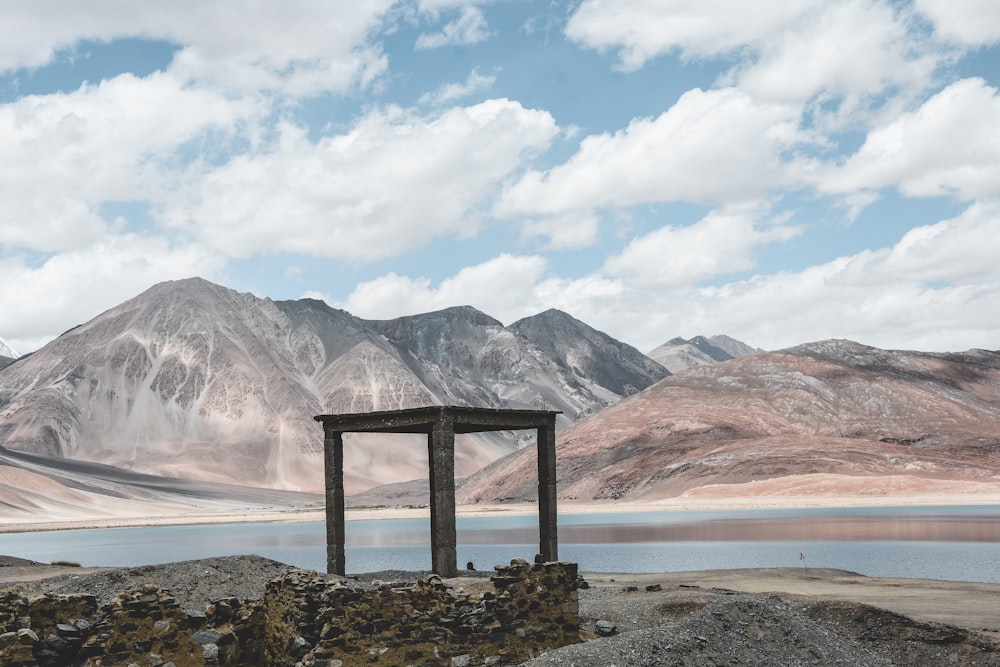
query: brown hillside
[{"left": 458, "top": 340, "right": 1000, "bottom": 503}]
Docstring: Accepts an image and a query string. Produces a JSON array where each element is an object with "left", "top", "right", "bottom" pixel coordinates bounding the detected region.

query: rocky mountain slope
[
  {"left": 0, "top": 337, "right": 16, "bottom": 371},
  {"left": 510, "top": 309, "right": 668, "bottom": 404},
  {"left": 647, "top": 334, "right": 762, "bottom": 373},
  {"left": 0, "top": 278, "right": 665, "bottom": 497},
  {"left": 459, "top": 340, "right": 1000, "bottom": 503}
]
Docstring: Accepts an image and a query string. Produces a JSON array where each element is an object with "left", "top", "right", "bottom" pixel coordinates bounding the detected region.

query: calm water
[{"left": 1, "top": 506, "right": 999, "bottom": 583}]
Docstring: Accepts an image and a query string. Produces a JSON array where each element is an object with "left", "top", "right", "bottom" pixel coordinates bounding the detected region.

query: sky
[{"left": 1, "top": 0, "right": 999, "bottom": 357}]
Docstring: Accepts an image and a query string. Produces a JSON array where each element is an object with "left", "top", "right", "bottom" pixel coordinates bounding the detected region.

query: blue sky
[{"left": 1, "top": 0, "right": 999, "bottom": 356}]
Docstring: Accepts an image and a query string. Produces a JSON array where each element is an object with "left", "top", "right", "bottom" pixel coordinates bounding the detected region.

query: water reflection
[
  {"left": 334, "top": 510, "right": 1000, "bottom": 547},
  {"left": 454, "top": 514, "right": 1000, "bottom": 546},
  {"left": 0, "top": 507, "right": 998, "bottom": 582}
]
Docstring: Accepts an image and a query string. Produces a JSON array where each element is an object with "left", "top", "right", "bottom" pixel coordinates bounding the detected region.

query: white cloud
[
  {"left": 0, "top": 0, "right": 393, "bottom": 96},
  {"left": 820, "top": 78, "right": 1000, "bottom": 200},
  {"left": 162, "top": 99, "right": 558, "bottom": 261},
  {"left": 416, "top": 5, "right": 491, "bottom": 49},
  {"left": 880, "top": 199, "right": 1000, "bottom": 283},
  {"left": 602, "top": 207, "right": 801, "bottom": 288},
  {"left": 418, "top": 68, "right": 496, "bottom": 106},
  {"left": 916, "top": 0, "right": 1000, "bottom": 45},
  {"left": 332, "top": 202, "right": 1000, "bottom": 356},
  {"left": 0, "top": 71, "right": 251, "bottom": 252},
  {"left": 731, "top": 1, "right": 937, "bottom": 112},
  {"left": 567, "top": 0, "right": 940, "bottom": 121},
  {"left": 337, "top": 254, "right": 550, "bottom": 322},
  {"left": 0, "top": 234, "right": 224, "bottom": 353},
  {"left": 334, "top": 252, "right": 626, "bottom": 332},
  {"left": 588, "top": 203, "right": 1000, "bottom": 353},
  {"left": 565, "top": 0, "right": 817, "bottom": 71},
  {"left": 416, "top": 0, "right": 487, "bottom": 11},
  {"left": 497, "top": 87, "right": 806, "bottom": 224},
  {"left": 518, "top": 211, "right": 602, "bottom": 250}
]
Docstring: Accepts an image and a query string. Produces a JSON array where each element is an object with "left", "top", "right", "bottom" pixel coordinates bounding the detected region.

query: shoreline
[{"left": 2, "top": 492, "right": 999, "bottom": 534}]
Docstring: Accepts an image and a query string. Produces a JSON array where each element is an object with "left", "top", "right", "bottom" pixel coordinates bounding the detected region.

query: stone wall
[{"left": 0, "top": 559, "right": 579, "bottom": 666}]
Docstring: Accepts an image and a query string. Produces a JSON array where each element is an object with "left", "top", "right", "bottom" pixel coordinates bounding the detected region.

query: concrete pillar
[
  {"left": 537, "top": 416, "right": 558, "bottom": 562},
  {"left": 325, "top": 429, "right": 346, "bottom": 576},
  {"left": 428, "top": 417, "right": 458, "bottom": 577}
]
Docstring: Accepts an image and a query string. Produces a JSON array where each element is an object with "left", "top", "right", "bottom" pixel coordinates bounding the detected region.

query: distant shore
[{"left": 3, "top": 491, "right": 999, "bottom": 534}]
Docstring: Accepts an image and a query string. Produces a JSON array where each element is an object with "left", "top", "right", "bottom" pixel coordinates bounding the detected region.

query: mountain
[
  {"left": 458, "top": 340, "right": 1000, "bottom": 504},
  {"left": 647, "top": 334, "right": 762, "bottom": 373},
  {"left": 0, "top": 278, "right": 665, "bottom": 497},
  {"left": 0, "top": 336, "right": 16, "bottom": 370},
  {"left": 509, "top": 309, "right": 669, "bottom": 404},
  {"left": 365, "top": 306, "right": 619, "bottom": 425}
]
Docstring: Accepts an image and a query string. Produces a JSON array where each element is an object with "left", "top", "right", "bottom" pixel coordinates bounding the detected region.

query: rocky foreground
[{"left": 2, "top": 555, "right": 999, "bottom": 666}]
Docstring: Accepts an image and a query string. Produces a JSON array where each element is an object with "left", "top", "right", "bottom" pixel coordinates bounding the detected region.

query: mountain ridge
[
  {"left": 458, "top": 339, "right": 1000, "bottom": 504},
  {"left": 0, "top": 277, "right": 670, "bottom": 497},
  {"left": 647, "top": 334, "right": 763, "bottom": 373}
]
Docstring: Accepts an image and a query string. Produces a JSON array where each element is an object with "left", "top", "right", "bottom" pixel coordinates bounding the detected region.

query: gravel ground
[
  {"left": 3, "top": 556, "right": 999, "bottom": 666},
  {"left": 529, "top": 579, "right": 1000, "bottom": 667},
  {"left": 0, "top": 554, "right": 296, "bottom": 608}
]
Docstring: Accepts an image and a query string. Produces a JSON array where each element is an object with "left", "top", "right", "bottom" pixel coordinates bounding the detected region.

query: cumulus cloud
[
  {"left": 162, "top": 99, "right": 558, "bottom": 261},
  {"left": 880, "top": 199, "right": 1000, "bottom": 283},
  {"left": 567, "top": 0, "right": 940, "bottom": 120},
  {"left": 602, "top": 207, "right": 801, "bottom": 288},
  {"left": 333, "top": 252, "right": 626, "bottom": 332},
  {"left": 416, "top": 5, "right": 491, "bottom": 49},
  {"left": 517, "top": 211, "right": 602, "bottom": 250},
  {"left": 337, "top": 254, "right": 550, "bottom": 322},
  {"left": 585, "top": 202, "right": 1000, "bottom": 353},
  {"left": 0, "top": 71, "right": 251, "bottom": 252},
  {"left": 696, "top": 204, "right": 1000, "bottom": 352},
  {"left": 731, "top": 1, "right": 937, "bottom": 112},
  {"left": 916, "top": 0, "right": 1000, "bottom": 45},
  {"left": 497, "top": 87, "right": 806, "bottom": 225},
  {"left": 820, "top": 78, "right": 1000, "bottom": 200},
  {"left": 0, "top": 0, "right": 393, "bottom": 95},
  {"left": 0, "top": 234, "right": 224, "bottom": 353},
  {"left": 565, "top": 0, "right": 816, "bottom": 70},
  {"left": 418, "top": 68, "right": 496, "bottom": 106},
  {"left": 333, "top": 202, "right": 1000, "bottom": 356}
]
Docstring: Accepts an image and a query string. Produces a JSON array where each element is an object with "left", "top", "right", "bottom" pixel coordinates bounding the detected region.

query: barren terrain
[
  {"left": 2, "top": 556, "right": 998, "bottom": 666},
  {"left": 460, "top": 341, "right": 1000, "bottom": 505}
]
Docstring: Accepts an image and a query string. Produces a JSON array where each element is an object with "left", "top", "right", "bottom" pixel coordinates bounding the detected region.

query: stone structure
[
  {"left": 314, "top": 406, "right": 561, "bottom": 577},
  {"left": 0, "top": 560, "right": 580, "bottom": 666}
]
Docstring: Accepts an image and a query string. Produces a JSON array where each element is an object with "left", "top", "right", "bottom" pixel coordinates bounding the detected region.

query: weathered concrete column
[
  {"left": 537, "top": 416, "right": 558, "bottom": 562},
  {"left": 325, "top": 429, "right": 346, "bottom": 576},
  {"left": 427, "top": 417, "right": 458, "bottom": 577}
]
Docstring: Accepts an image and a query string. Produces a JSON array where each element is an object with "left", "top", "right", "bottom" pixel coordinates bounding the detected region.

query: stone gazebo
[{"left": 314, "top": 406, "right": 561, "bottom": 577}]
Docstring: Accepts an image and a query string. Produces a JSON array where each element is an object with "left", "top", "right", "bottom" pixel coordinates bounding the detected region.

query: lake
[{"left": 1, "top": 505, "right": 998, "bottom": 583}]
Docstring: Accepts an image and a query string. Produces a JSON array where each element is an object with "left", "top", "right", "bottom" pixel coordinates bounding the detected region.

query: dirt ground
[
  {"left": 3, "top": 557, "right": 999, "bottom": 634},
  {"left": 580, "top": 567, "right": 1000, "bottom": 635},
  {"left": 3, "top": 556, "right": 1000, "bottom": 666}
]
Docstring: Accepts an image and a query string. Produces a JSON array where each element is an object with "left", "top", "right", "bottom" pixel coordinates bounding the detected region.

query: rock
[
  {"left": 595, "top": 620, "right": 617, "bottom": 636},
  {"left": 16, "top": 628, "right": 38, "bottom": 641},
  {"left": 190, "top": 629, "right": 221, "bottom": 645}
]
